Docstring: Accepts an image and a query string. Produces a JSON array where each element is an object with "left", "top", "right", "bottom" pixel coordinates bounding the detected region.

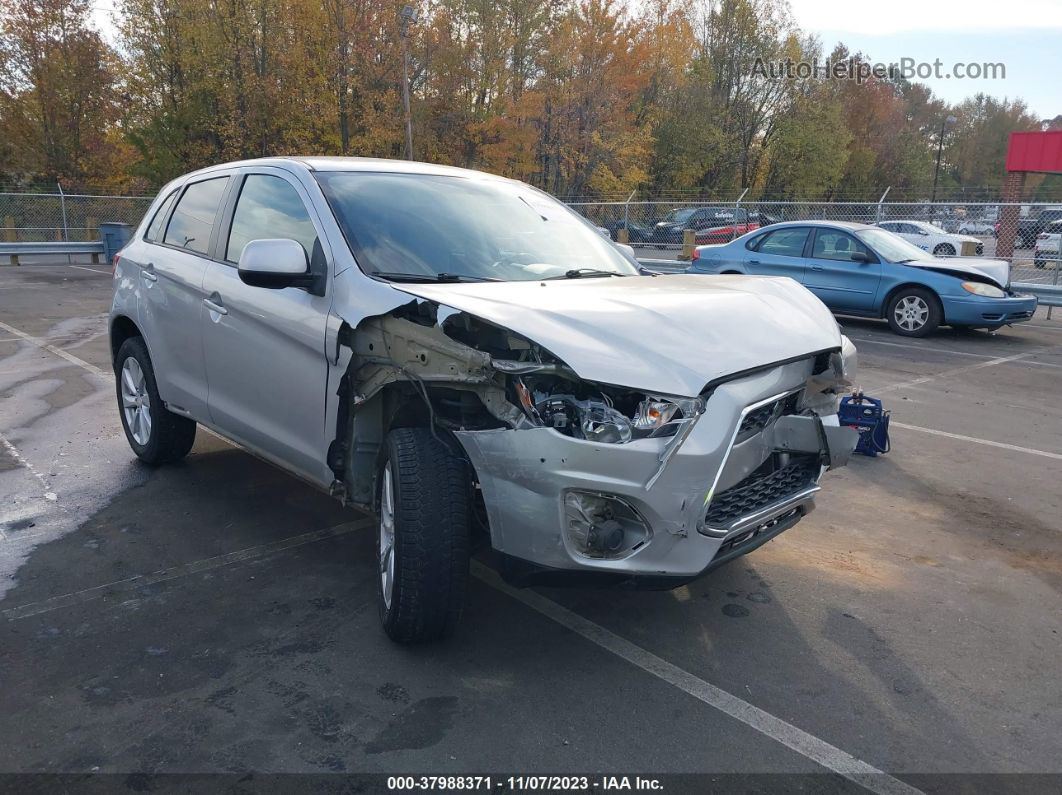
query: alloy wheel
[
  {"left": 379, "top": 462, "right": 396, "bottom": 609},
  {"left": 120, "top": 357, "right": 152, "bottom": 446},
  {"left": 894, "top": 295, "right": 929, "bottom": 332}
]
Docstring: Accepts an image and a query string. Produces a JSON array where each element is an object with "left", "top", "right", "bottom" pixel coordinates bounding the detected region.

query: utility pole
[
  {"left": 398, "top": 5, "right": 418, "bottom": 161},
  {"left": 931, "top": 115, "right": 958, "bottom": 206}
]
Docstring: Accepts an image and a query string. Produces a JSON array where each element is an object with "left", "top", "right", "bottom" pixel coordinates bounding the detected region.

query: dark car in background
[
  {"left": 995, "top": 207, "right": 1062, "bottom": 248},
  {"left": 650, "top": 206, "right": 761, "bottom": 244}
]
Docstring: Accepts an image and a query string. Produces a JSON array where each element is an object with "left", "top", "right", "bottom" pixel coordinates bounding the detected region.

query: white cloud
[{"left": 787, "top": 0, "right": 1062, "bottom": 35}]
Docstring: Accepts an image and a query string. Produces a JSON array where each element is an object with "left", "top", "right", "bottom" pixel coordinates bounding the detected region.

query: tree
[{"left": 0, "top": 0, "right": 125, "bottom": 188}]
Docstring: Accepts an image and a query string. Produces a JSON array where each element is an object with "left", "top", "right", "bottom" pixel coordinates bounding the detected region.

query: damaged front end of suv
[
  {"left": 309, "top": 164, "right": 858, "bottom": 643},
  {"left": 326, "top": 272, "right": 858, "bottom": 638}
]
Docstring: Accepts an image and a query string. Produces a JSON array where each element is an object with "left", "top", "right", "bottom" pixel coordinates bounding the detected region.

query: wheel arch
[
  {"left": 880, "top": 282, "right": 944, "bottom": 320},
  {"left": 110, "top": 314, "right": 143, "bottom": 366}
]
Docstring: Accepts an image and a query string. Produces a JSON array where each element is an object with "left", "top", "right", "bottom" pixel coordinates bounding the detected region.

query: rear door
[
  {"left": 744, "top": 226, "right": 811, "bottom": 279},
  {"left": 199, "top": 168, "right": 334, "bottom": 484},
  {"left": 803, "top": 228, "right": 882, "bottom": 312},
  {"left": 137, "top": 175, "right": 231, "bottom": 419}
]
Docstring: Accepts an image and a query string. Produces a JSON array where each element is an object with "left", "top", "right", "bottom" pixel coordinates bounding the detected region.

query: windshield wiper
[
  {"left": 543, "top": 268, "right": 627, "bottom": 280},
  {"left": 371, "top": 271, "right": 499, "bottom": 283}
]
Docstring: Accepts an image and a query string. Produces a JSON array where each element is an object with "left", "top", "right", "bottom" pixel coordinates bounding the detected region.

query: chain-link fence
[
  {"left": 568, "top": 199, "right": 1062, "bottom": 285},
  {"left": 2, "top": 190, "right": 1060, "bottom": 289},
  {"left": 0, "top": 192, "right": 153, "bottom": 244}
]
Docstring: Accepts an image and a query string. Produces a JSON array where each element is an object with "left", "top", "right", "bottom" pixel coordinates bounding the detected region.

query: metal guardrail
[
  {"left": 0, "top": 240, "right": 105, "bottom": 265},
  {"left": 0, "top": 222, "right": 131, "bottom": 266},
  {"left": 1013, "top": 282, "right": 1062, "bottom": 307}
]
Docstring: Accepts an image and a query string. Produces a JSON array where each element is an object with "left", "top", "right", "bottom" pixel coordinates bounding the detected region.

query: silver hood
[
  {"left": 392, "top": 274, "right": 842, "bottom": 397},
  {"left": 904, "top": 257, "right": 1010, "bottom": 289}
]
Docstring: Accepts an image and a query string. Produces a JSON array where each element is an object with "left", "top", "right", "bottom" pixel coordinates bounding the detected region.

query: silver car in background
[{"left": 110, "top": 157, "right": 858, "bottom": 643}]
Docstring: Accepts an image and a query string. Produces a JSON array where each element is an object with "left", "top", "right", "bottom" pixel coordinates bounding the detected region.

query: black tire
[
  {"left": 115, "top": 337, "right": 196, "bottom": 465},
  {"left": 376, "top": 428, "right": 471, "bottom": 643},
  {"left": 886, "top": 287, "right": 942, "bottom": 337},
  {"left": 933, "top": 243, "right": 955, "bottom": 257}
]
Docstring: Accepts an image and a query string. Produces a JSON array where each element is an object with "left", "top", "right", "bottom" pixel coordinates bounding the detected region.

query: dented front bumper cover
[{"left": 454, "top": 357, "right": 859, "bottom": 587}]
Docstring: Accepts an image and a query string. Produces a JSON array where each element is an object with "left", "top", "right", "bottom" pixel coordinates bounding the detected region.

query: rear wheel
[
  {"left": 115, "top": 337, "right": 196, "bottom": 464},
  {"left": 886, "top": 288, "right": 942, "bottom": 337},
  {"left": 376, "top": 428, "right": 471, "bottom": 643}
]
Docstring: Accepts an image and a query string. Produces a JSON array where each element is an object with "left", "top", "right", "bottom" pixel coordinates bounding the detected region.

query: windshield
[
  {"left": 316, "top": 172, "right": 638, "bottom": 282},
  {"left": 854, "top": 227, "right": 930, "bottom": 263}
]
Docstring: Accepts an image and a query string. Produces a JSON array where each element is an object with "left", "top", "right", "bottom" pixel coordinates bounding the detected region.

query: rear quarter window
[
  {"left": 163, "top": 177, "right": 230, "bottom": 254},
  {"left": 144, "top": 190, "right": 178, "bottom": 242}
]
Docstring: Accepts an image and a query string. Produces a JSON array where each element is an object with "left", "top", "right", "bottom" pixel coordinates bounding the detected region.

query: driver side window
[
  {"left": 812, "top": 230, "right": 872, "bottom": 262},
  {"left": 226, "top": 174, "right": 319, "bottom": 265}
]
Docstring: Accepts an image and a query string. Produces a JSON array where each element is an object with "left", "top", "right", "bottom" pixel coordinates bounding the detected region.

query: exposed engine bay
[{"left": 330, "top": 294, "right": 855, "bottom": 516}]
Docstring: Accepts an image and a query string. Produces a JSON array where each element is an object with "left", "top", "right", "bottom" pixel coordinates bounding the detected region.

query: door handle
[
  {"left": 203, "top": 297, "right": 227, "bottom": 315},
  {"left": 142, "top": 262, "right": 158, "bottom": 282},
  {"left": 748, "top": 259, "right": 761, "bottom": 265},
  {"left": 810, "top": 265, "right": 824, "bottom": 271}
]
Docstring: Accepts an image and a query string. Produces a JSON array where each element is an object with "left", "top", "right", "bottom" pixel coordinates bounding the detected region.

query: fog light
[{"left": 563, "top": 492, "right": 650, "bottom": 559}]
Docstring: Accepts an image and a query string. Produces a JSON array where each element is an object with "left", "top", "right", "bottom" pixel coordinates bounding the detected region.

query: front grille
[
  {"left": 704, "top": 454, "right": 819, "bottom": 529},
  {"left": 736, "top": 393, "right": 799, "bottom": 443}
]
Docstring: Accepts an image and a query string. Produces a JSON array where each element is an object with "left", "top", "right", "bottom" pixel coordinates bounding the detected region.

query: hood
[
  {"left": 391, "top": 275, "right": 842, "bottom": 397},
  {"left": 904, "top": 257, "right": 1009, "bottom": 289}
]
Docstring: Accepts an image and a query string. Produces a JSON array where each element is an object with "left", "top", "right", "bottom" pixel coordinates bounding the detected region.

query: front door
[
  {"left": 200, "top": 170, "right": 333, "bottom": 484},
  {"left": 802, "top": 228, "right": 882, "bottom": 312}
]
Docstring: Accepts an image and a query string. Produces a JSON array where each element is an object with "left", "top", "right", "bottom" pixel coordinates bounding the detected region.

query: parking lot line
[
  {"left": 0, "top": 319, "right": 109, "bottom": 379},
  {"left": 2, "top": 518, "right": 373, "bottom": 621},
  {"left": 890, "top": 422, "right": 1062, "bottom": 461},
  {"left": 66, "top": 265, "right": 110, "bottom": 274},
  {"left": 873, "top": 349, "right": 1044, "bottom": 394},
  {"left": 843, "top": 337, "right": 997, "bottom": 359},
  {"left": 471, "top": 562, "right": 922, "bottom": 795}
]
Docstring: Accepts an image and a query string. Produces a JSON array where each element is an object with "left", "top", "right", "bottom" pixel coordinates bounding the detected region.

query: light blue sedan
[{"left": 688, "top": 220, "right": 1037, "bottom": 336}]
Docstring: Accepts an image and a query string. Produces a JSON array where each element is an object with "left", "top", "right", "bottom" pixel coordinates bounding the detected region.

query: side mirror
[
  {"left": 850, "top": 251, "right": 870, "bottom": 263},
  {"left": 919, "top": 229, "right": 929, "bottom": 236},
  {"left": 237, "top": 239, "right": 315, "bottom": 290}
]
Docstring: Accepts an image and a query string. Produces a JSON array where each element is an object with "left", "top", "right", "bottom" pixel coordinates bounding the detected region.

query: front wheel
[
  {"left": 933, "top": 243, "right": 956, "bottom": 257},
  {"left": 886, "top": 288, "right": 942, "bottom": 337},
  {"left": 376, "top": 428, "right": 471, "bottom": 643},
  {"left": 115, "top": 337, "right": 196, "bottom": 464}
]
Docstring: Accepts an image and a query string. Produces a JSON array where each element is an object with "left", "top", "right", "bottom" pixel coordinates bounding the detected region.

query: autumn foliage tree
[{"left": 0, "top": 0, "right": 1053, "bottom": 198}]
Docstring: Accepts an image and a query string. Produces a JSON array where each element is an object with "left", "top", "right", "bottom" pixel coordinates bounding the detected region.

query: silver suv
[{"left": 110, "top": 157, "right": 859, "bottom": 642}]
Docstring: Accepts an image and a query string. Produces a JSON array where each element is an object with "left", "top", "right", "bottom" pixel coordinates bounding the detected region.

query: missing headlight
[{"left": 511, "top": 376, "right": 701, "bottom": 445}]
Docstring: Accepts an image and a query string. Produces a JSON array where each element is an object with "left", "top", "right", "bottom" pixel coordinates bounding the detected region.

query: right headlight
[{"left": 633, "top": 396, "right": 704, "bottom": 438}]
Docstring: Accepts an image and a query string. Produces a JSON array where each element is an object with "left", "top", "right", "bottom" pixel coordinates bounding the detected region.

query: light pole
[
  {"left": 931, "top": 114, "right": 958, "bottom": 206},
  {"left": 398, "top": 5, "right": 418, "bottom": 161}
]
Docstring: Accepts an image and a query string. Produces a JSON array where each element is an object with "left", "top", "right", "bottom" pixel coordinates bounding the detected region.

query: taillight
[
  {"left": 111, "top": 254, "right": 120, "bottom": 275},
  {"left": 691, "top": 248, "right": 700, "bottom": 262}
]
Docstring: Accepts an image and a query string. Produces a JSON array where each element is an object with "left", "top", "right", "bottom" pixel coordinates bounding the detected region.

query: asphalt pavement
[{"left": 1, "top": 264, "right": 1060, "bottom": 789}]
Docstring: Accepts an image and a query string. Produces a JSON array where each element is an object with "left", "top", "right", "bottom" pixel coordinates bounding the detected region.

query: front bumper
[
  {"left": 456, "top": 358, "right": 858, "bottom": 584},
  {"left": 941, "top": 293, "right": 1038, "bottom": 327}
]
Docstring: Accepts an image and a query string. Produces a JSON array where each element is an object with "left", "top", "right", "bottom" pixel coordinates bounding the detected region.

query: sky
[
  {"left": 88, "top": 0, "right": 1061, "bottom": 119},
  {"left": 787, "top": 0, "right": 1062, "bottom": 119}
]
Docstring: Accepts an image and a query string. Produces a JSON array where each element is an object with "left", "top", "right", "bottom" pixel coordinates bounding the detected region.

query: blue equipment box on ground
[{"left": 839, "top": 393, "right": 891, "bottom": 457}]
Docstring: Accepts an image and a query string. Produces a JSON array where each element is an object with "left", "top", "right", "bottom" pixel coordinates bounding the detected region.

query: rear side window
[
  {"left": 226, "top": 175, "right": 318, "bottom": 264},
  {"left": 756, "top": 227, "right": 809, "bottom": 257},
  {"left": 144, "top": 190, "right": 178, "bottom": 242},
  {"left": 164, "top": 177, "right": 229, "bottom": 254}
]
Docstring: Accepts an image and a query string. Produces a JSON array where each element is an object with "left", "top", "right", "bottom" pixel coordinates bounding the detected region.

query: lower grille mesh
[{"left": 705, "top": 455, "right": 819, "bottom": 528}]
